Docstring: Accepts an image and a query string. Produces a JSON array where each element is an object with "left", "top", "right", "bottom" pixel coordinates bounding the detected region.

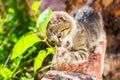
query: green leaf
[
  {"left": 47, "top": 47, "right": 55, "bottom": 55},
  {"left": 31, "top": 1, "right": 42, "bottom": 13},
  {"left": 11, "top": 32, "right": 41, "bottom": 59},
  {"left": 37, "top": 8, "right": 53, "bottom": 36},
  {"left": 0, "top": 67, "right": 13, "bottom": 79},
  {"left": 34, "top": 48, "right": 53, "bottom": 72},
  {"left": 8, "top": 8, "right": 15, "bottom": 13}
]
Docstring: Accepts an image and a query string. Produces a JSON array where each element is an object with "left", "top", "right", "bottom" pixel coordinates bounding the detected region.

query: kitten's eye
[
  {"left": 52, "top": 32, "right": 55, "bottom": 35},
  {"left": 50, "top": 29, "right": 52, "bottom": 32},
  {"left": 51, "top": 41, "right": 55, "bottom": 44},
  {"left": 60, "top": 16, "right": 63, "bottom": 20},
  {"left": 58, "top": 34, "right": 61, "bottom": 38},
  {"left": 49, "top": 29, "right": 55, "bottom": 35},
  {"left": 59, "top": 16, "right": 65, "bottom": 21}
]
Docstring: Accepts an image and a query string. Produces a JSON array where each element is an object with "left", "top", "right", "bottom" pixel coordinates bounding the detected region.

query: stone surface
[{"left": 41, "top": 70, "right": 97, "bottom": 80}]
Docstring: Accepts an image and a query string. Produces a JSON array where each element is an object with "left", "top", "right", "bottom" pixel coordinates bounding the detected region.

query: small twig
[
  {"left": 38, "top": 64, "right": 51, "bottom": 73},
  {"left": 34, "top": 32, "right": 55, "bottom": 50},
  {"left": 3, "top": 52, "right": 12, "bottom": 68},
  {"left": 45, "top": 40, "right": 54, "bottom": 49},
  {"left": 25, "top": 0, "right": 37, "bottom": 21},
  {"left": 26, "top": 0, "right": 32, "bottom": 10},
  {"left": 12, "top": 58, "right": 22, "bottom": 77}
]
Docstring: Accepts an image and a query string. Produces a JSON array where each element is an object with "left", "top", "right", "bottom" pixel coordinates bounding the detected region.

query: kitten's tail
[{"left": 86, "top": 0, "right": 97, "bottom": 7}]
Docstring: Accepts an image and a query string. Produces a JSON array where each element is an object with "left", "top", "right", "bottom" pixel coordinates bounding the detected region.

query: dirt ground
[{"left": 39, "top": 0, "right": 120, "bottom": 80}]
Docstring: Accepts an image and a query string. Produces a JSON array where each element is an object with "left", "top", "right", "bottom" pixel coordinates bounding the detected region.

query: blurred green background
[{"left": 0, "top": 0, "right": 50, "bottom": 79}]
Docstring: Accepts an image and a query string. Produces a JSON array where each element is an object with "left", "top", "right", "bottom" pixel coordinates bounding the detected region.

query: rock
[
  {"left": 41, "top": 70, "right": 97, "bottom": 80},
  {"left": 116, "top": 32, "right": 120, "bottom": 40}
]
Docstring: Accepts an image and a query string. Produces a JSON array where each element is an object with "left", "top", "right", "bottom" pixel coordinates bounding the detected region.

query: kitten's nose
[
  {"left": 55, "top": 38, "right": 60, "bottom": 46},
  {"left": 51, "top": 40, "right": 60, "bottom": 47},
  {"left": 56, "top": 41, "right": 61, "bottom": 47}
]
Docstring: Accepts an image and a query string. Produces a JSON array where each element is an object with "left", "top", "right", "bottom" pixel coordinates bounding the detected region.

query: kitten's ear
[{"left": 49, "top": 28, "right": 52, "bottom": 32}]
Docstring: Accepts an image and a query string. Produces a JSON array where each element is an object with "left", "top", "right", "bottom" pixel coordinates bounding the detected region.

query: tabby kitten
[{"left": 46, "top": 0, "right": 105, "bottom": 64}]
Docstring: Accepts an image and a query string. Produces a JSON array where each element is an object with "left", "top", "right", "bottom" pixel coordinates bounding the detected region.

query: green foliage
[
  {"left": 37, "top": 8, "right": 53, "bottom": 35},
  {"left": 0, "top": 67, "right": 13, "bottom": 79},
  {"left": 34, "top": 48, "right": 55, "bottom": 72},
  {"left": 34, "top": 50, "right": 47, "bottom": 72},
  {"left": 0, "top": 0, "right": 54, "bottom": 79},
  {"left": 20, "top": 72, "right": 34, "bottom": 80},
  {"left": 31, "top": 1, "right": 42, "bottom": 14},
  {"left": 11, "top": 32, "right": 41, "bottom": 59}
]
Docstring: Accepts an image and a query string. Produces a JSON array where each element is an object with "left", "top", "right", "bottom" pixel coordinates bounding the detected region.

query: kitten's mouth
[{"left": 65, "top": 41, "right": 70, "bottom": 47}]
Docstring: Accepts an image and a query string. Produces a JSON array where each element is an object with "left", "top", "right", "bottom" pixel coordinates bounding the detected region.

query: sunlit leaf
[
  {"left": 11, "top": 32, "right": 41, "bottom": 59},
  {"left": 34, "top": 48, "right": 53, "bottom": 72},
  {"left": 0, "top": 27, "right": 3, "bottom": 33},
  {"left": 0, "top": 67, "right": 13, "bottom": 79},
  {"left": 34, "top": 50, "right": 46, "bottom": 72},
  {"left": 37, "top": 8, "right": 53, "bottom": 36},
  {"left": 47, "top": 47, "right": 55, "bottom": 55},
  {"left": 31, "top": 1, "right": 42, "bottom": 13},
  {"left": 8, "top": 8, "right": 15, "bottom": 13}
]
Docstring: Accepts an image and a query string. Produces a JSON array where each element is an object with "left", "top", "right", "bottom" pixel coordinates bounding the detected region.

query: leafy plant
[
  {"left": 31, "top": 1, "right": 42, "bottom": 15},
  {"left": 0, "top": 0, "right": 55, "bottom": 79},
  {"left": 11, "top": 32, "right": 41, "bottom": 59},
  {"left": 34, "top": 48, "right": 55, "bottom": 72},
  {"left": 11, "top": 8, "right": 54, "bottom": 72},
  {"left": 37, "top": 8, "right": 53, "bottom": 35}
]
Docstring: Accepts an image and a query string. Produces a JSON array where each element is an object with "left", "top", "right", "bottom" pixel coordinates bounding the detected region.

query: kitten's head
[{"left": 47, "top": 11, "right": 75, "bottom": 46}]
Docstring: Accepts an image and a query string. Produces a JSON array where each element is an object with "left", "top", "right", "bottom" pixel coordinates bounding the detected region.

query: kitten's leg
[{"left": 71, "top": 48, "right": 89, "bottom": 64}]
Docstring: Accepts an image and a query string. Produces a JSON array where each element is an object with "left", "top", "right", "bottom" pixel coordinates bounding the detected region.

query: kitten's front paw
[{"left": 71, "top": 52, "right": 88, "bottom": 64}]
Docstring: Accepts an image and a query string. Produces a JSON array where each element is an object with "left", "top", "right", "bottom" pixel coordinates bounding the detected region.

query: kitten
[{"left": 46, "top": 0, "right": 105, "bottom": 64}]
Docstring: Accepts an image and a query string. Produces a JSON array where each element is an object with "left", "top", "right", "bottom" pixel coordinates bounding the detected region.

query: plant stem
[
  {"left": 12, "top": 58, "right": 22, "bottom": 77},
  {"left": 26, "top": 0, "right": 37, "bottom": 21},
  {"left": 37, "top": 64, "right": 51, "bottom": 73},
  {"left": 3, "top": 52, "right": 12, "bottom": 68}
]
